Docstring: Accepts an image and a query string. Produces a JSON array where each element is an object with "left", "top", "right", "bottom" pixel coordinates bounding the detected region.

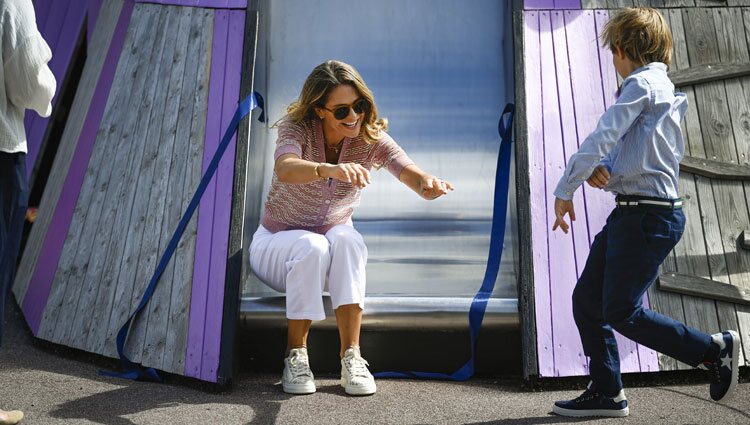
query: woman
[{"left": 249, "top": 60, "right": 453, "bottom": 396}]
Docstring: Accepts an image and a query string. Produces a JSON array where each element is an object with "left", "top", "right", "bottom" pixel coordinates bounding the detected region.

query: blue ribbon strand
[
  {"left": 374, "top": 103, "right": 515, "bottom": 381},
  {"left": 100, "top": 91, "right": 264, "bottom": 381}
]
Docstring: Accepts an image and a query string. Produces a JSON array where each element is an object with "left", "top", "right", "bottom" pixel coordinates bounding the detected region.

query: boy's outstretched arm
[{"left": 552, "top": 197, "right": 576, "bottom": 234}]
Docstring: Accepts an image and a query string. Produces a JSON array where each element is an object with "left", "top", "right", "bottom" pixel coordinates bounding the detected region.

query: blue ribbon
[
  {"left": 100, "top": 91, "right": 264, "bottom": 381},
  {"left": 374, "top": 103, "right": 515, "bottom": 381}
]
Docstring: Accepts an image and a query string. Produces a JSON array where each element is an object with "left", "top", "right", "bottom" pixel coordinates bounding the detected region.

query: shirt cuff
[{"left": 554, "top": 182, "right": 576, "bottom": 201}]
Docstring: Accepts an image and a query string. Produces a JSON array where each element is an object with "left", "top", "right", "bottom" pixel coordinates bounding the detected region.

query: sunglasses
[{"left": 322, "top": 98, "right": 370, "bottom": 120}]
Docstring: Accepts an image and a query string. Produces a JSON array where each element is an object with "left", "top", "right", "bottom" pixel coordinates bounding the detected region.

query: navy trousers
[
  {"left": 0, "top": 152, "right": 28, "bottom": 347},
  {"left": 572, "top": 205, "right": 712, "bottom": 396}
]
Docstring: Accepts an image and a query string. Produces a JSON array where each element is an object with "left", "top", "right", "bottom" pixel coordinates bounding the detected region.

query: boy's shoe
[
  {"left": 340, "top": 347, "right": 377, "bottom": 396},
  {"left": 282, "top": 348, "right": 316, "bottom": 394},
  {"left": 553, "top": 383, "right": 629, "bottom": 417},
  {"left": 0, "top": 409, "right": 24, "bottom": 425},
  {"left": 701, "top": 330, "right": 740, "bottom": 402}
]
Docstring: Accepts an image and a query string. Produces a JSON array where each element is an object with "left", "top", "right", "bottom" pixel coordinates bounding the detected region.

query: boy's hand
[
  {"left": 586, "top": 165, "right": 610, "bottom": 189},
  {"left": 552, "top": 197, "right": 576, "bottom": 234}
]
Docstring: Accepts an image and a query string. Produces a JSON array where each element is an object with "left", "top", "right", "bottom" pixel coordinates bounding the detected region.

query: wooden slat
[
  {"left": 64, "top": 6, "right": 165, "bottom": 351},
  {"left": 680, "top": 155, "right": 750, "bottom": 179},
  {"left": 540, "top": 11, "right": 585, "bottom": 377},
  {"left": 607, "top": 0, "right": 634, "bottom": 8},
  {"left": 659, "top": 273, "right": 750, "bottom": 305},
  {"left": 669, "top": 62, "right": 750, "bottom": 88},
  {"left": 38, "top": 2, "right": 149, "bottom": 345},
  {"left": 581, "top": 0, "right": 609, "bottom": 7},
  {"left": 140, "top": 6, "right": 195, "bottom": 370},
  {"left": 515, "top": 4, "right": 540, "bottom": 382},
  {"left": 13, "top": 0, "right": 123, "bottom": 309},
  {"left": 124, "top": 5, "right": 185, "bottom": 365},
  {"left": 163, "top": 8, "right": 213, "bottom": 374},
  {"left": 738, "top": 4, "right": 750, "bottom": 368},
  {"left": 217, "top": 0, "right": 258, "bottom": 384},
  {"left": 713, "top": 6, "right": 750, "bottom": 365},
  {"left": 84, "top": 6, "right": 171, "bottom": 356},
  {"left": 524, "top": 10, "right": 555, "bottom": 378}
]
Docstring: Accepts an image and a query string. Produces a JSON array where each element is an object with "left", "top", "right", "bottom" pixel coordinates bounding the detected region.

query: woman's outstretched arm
[{"left": 398, "top": 164, "right": 454, "bottom": 200}]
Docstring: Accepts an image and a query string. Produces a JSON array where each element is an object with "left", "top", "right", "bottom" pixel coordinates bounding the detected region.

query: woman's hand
[
  {"left": 418, "top": 175, "right": 454, "bottom": 200},
  {"left": 321, "top": 162, "right": 371, "bottom": 188},
  {"left": 586, "top": 165, "right": 610, "bottom": 189}
]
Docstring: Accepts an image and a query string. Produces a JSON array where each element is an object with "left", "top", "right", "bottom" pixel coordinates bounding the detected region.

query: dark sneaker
[
  {"left": 703, "top": 331, "right": 740, "bottom": 402},
  {"left": 553, "top": 384, "right": 629, "bottom": 418}
]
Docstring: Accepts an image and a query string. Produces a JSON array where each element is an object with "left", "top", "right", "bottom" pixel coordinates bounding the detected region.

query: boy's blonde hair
[{"left": 601, "top": 7, "right": 673, "bottom": 69}]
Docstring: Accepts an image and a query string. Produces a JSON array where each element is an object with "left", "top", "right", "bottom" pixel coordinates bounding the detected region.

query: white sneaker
[
  {"left": 340, "top": 347, "right": 377, "bottom": 395},
  {"left": 282, "top": 348, "right": 316, "bottom": 394}
]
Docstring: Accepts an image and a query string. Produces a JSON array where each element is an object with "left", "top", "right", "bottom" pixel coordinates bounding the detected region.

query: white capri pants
[{"left": 249, "top": 224, "right": 367, "bottom": 321}]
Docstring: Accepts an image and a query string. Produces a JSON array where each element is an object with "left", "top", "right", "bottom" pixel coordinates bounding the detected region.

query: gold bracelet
[{"left": 314, "top": 163, "right": 324, "bottom": 179}]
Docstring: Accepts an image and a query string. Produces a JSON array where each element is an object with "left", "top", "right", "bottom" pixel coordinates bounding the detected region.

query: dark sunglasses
[{"left": 322, "top": 98, "right": 370, "bottom": 120}]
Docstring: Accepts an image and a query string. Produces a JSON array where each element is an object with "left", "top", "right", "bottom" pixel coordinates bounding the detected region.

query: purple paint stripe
[
  {"left": 185, "top": 9, "right": 229, "bottom": 380},
  {"left": 554, "top": 0, "right": 580, "bottom": 9},
  {"left": 21, "top": 0, "right": 135, "bottom": 334},
  {"left": 540, "top": 11, "right": 587, "bottom": 378},
  {"left": 525, "top": 0, "right": 554, "bottom": 9},
  {"left": 27, "top": 2, "right": 86, "bottom": 179},
  {"left": 34, "top": 0, "right": 54, "bottom": 36},
  {"left": 524, "top": 11, "right": 555, "bottom": 378},
  {"left": 134, "top": 0, "right": 246, "bottom": 9},
  {"left": 200, "top": 8, "right": 244, "bottom": 382}
]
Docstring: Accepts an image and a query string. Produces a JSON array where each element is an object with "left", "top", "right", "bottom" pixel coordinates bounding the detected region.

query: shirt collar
[{"left": 631, "top": 62, "right": 667, "bottom": 76}]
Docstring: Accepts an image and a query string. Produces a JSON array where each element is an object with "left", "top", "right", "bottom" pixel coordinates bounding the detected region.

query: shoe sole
[
  {"left": 282, "top": 382, "right": 316, "bottom": 395},
  {"left": 340, "top": 379, "right": 377, "bottom": 396},
  {"left": 714, "top": 330, "right": 740, "bottom": 402},
  {"left": 552, "top": 405, "right": 629, "bottom": 418}
]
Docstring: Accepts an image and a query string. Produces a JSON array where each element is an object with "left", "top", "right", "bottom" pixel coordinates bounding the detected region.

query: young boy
[{"left": 551, "top": 7, "right": 740, "bottom": 418}]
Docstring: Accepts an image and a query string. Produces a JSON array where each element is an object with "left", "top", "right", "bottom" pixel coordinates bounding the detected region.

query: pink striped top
[{"left": 261, "top": 118, "right": 414, "bottom": 234}]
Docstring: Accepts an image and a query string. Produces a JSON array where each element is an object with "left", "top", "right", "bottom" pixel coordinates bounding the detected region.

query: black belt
[{"left": 615, "top": 195, "right": 683, "bottom": 209}]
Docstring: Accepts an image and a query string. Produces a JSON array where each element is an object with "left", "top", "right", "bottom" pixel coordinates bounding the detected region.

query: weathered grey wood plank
[
  {"left": 669, "top": 62, "right": 750, "bottom": 88},
  {"left": 713, "top": 6, "right": 750, "bottom": 365},
  {"left": 42, "top": 4, "right": 152, "bottom": 345},
  {"left": 13, "top": 0, "right": 123, "bottom": 309},
  {"left": 738, "top": 6, "right": 750, "bottom": 365},
  {"left": 85, "top": 5, "right": 171, "bottom": 355},
  {"left": 695, "top": 0, "right": 728, "bottom": 6},
  {"left": 163, "top": 8, "right": 213, "bottom": 374},
  {"left": 513, "top": 3, "right": 539, "bottom": 382},
  {"left": 102, "top": 5, "right": 174, "bottom": 358},
  {"left": 140, "top": 6, "right": 195, "bottom": 370},
  {"left": 607, "top": 0, "right": 634, "bottom": 8},
  {"left": 124, "top": 6, "right": 185, "bottom": 365},
  {"left": 661, "top": 0, "right": 696, "bottom": 7},
  {"left": 65, "top": 5, "right": 167, "bottom": 351},
  {"left": 647, "top": 9, "right": 698, "bottom": 371},
  {"left": 659, "top": 273, "right": 750, "bottom": 304},
  {"left": 680, "top": 155, "right": 750, "bottom": 179}
]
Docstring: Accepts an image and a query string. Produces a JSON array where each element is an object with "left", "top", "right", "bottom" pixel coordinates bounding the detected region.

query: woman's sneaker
[
  {"left": 701, "top": 330, "right": 740, "bottom": 402},
  {"left": 282, "top": 348, "right": 316, "bottom": 394},
  {"left": 553, "top": 383, "right": 629, "bottom": 417},
  {"left": 340, "top": 347, "right": 377, "bottom": 395}
]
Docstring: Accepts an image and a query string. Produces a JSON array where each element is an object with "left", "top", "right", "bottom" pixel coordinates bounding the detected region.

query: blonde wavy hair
[
  {"left": 284, "top": 60, "right": 387, "bottom": 143},
  {"left": 601, "top": 7, "right": 673, "bottom": 69}
]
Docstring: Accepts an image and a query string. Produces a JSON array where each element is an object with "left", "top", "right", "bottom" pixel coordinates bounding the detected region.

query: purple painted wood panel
[
  {"left": 185, "top": 8, "right": 228, "bottom": 381},
  {"left": 525, "top": 0, "right": 555, "bottom": 9},
  {"left": 525, "top": 0, "right": 581, "bottom": 9},
  {"left": 200, "top": 8, "right": 244, "bottom": 382},
  {"left": 88, "top": 0, "right": 104, "bottom": 40},
  {"left": 134, "top": 0, "right": 246, "bottom": 8},
  {"left": 525, "top": 11, "right": 555, "bottom": 378},
  {"left": 27, "top": 0, "right": 87, "bottom": 181},
  {"left": 540, "top": 11, "right": 587, "bottom": 378},
  {"left": 21, "top": 1, "right": 135, "bottom": 333}
]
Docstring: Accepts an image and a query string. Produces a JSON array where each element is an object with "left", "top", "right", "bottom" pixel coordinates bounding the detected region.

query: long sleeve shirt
[
  {"left": 554, "top": 62, "right": 687, "bottom": 201},
  {"left": 261, "top": 118, "right": 414, "bottom": 234},
  {"left": 1, "top": 0, "right": 56, "bottom": 154}
]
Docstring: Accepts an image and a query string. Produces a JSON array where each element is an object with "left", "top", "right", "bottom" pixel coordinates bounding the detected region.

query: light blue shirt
[{"left": 554, "top": 62, "right": 688, "bottom": 201}]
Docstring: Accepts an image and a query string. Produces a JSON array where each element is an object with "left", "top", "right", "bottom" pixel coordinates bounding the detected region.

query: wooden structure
[
  {"left": 25, "top": 0, "right": 104, "bottom": 188},
  {"left": 12, "top": 0, "right": 260, "bottom": 384},
  {"left": 517, "top": 0, "right": 750, "bottom": 380}
]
